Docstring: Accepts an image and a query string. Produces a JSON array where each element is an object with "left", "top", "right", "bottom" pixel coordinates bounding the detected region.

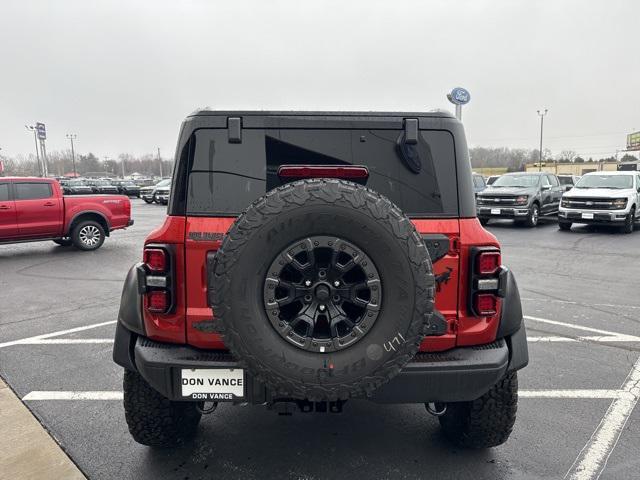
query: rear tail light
[
  {"left": 144, "top": 248, "right": 167, "bottom": 272},
  {"left": 469, "top": 247, "right": 503, "bottom": 317},
  {"left": 278, "top": 165, "right": 369, "bottom": 181},
  {"left": 146, "top": 290, "right": 169, "bottom": 313},
  {"left": 476, "top": 251, "right": 501, "bottom": 275},
  {"left": 474, "top": 293, "right": 498, "bottom": 316},
  {"left": 142, "top": 245, "right": 173, "bottom": 314}
]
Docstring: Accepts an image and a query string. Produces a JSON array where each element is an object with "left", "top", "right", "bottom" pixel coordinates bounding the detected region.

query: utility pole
[
  {"left": 537, "top": 109, "right": 548, "bottom": 172},
  {"left": 25, "top": 125, "right": 43, "bottom": 176},
  {"left": 66, "top": 134, "right": 77, "bottom": 177},
  {"left": 157, "top": 147, "right": 163, "bottom": 177},
  {"left": 121, "top": 156, "right": 126, "bottom": 178}
]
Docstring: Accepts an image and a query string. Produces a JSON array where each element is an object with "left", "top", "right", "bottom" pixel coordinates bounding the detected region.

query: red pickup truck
[{"left": 0, "top": 177, "right": 133, "bottom": 250}]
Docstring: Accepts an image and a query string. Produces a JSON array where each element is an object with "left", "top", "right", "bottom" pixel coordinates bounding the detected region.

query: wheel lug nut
[
  {"left": 319, "top": 304, "right": 326, "bottom": 312},
  {"left": 304, "top": 280, "right": 312, "bottom": 287},
  {"left": 333, "top": 280, "right": 340, "bottom": 287}
]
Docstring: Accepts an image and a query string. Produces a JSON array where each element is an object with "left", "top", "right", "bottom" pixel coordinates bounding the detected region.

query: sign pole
[{"left": 447, "top": 87, "right": 470, "bottom": 122}]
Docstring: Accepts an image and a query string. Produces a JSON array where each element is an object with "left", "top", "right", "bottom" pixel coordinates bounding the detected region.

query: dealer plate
[
  {"left": 582, "top": 213, "right": 594, "bottom": 219},
  {"left": 181, "top": 368, "right": 244, "bottom": 401},
  {"left": 491, "top": 208, "right": 501, "bottom": 215}
]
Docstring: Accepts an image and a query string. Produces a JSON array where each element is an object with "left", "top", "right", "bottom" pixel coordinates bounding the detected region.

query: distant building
[{"left": 525, "top": 161, "right": 620, "bottom": 175}]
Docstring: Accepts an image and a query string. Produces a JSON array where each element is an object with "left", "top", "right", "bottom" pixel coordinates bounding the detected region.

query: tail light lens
[
  {"left": 146, "top": 290, "right": 169, "bottom": 313},
  {"left": 142, "top": 245, "right": 173, "bottom": 314},
  {"left": 278, "top": 165, "right": 369, "bottom": 180},
  {"left": 476, "top": 251, "right": 501, "bottom": 275},
  {"left": 474, "top": 293, "right": 498, "bottom": 316},
  {"left": 144, "top": 248, "right": 167, "bottom": 272},
  {"left": 469, "top": 247, "right": 503, "bottom": 317}
]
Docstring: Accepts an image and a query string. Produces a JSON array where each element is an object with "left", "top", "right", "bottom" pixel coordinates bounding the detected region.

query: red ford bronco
[{"left": 113, "top": 110, "right": 528, "bottom": 448}]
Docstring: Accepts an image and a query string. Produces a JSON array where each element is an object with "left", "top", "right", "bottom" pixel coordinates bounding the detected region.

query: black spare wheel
[{"left": 209, "top": 179, "right": 440, "bottom": 401}]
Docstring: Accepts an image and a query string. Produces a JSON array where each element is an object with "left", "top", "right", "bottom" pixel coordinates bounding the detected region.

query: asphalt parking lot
[{"left": 1, "top": 200, "right": 639, "bottom": 480}]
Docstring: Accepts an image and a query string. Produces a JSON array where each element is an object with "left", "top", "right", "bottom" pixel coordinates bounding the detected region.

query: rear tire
[
  {"left": 558, "top": 220, "right": 572, "bottom": 231},
  {"left": 143, "top": 197, "right": 153, "bottom": 204},
  {"left": 479, "top": 218, "right": 490, "bottom": 226},
  {"left": 71, "top": 220, "right": 105, "bottom": 251},
  {"left": 123, "top": 370, "right": 202, "bottom": 447},
  {"left": 622, "top": 207, "right": 635, "bottom": 234},
  {"left": 438, "top": 372, "right": 518, "bottom": 449}
]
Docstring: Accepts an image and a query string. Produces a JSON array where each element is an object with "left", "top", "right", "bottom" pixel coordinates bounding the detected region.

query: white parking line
[
  {"left": 23, "top": 391, "right": 123, "bottom": 401},
  {"left": 20, "top": 389, "right": 631, "bottom": 401},
  {"left": 525, "top": 315, "right": 640, "bottom": 343},
  {"left": 521, "top": 297, "right": 640, "bottom": 311},
  {"left": 23, "top": 339, "right": 115, "bottom": 345},
  {"left": 565, "top": 355, "right": 640, "bottom": 480},
  {"left": 0, "top": 321, "right": 116, "bottom": 349}
]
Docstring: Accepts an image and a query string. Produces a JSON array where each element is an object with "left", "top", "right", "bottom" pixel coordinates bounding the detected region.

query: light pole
[
  {"left": 157, "top": 147, "right": 163, "bottom": 178},
  {"left": 66, "top": 134, "right": 77, "bottom": 177},
  {"left": 536, "top": 109, "right": 548, "bottom": 172},
  {"left": 25, "top": 125, "right": 43, "bottom": 176}
]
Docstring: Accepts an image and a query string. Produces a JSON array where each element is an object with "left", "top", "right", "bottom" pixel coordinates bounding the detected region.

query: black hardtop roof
[{"left": 189, "top": 109, "right": 455, "bottom": 119}]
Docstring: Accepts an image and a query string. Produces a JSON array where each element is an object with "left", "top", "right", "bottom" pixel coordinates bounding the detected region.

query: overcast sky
[{"left": 1, "top": 0, "right": 638, "bottom": 161}]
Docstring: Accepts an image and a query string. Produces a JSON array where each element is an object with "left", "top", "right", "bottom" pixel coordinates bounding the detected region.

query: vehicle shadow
[{"left": 137, "top": 401, "right": 509, "bottom": 480}]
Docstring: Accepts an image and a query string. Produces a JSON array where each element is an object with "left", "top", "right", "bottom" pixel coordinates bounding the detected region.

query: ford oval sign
[{"left": 449, "top": 87, "right": 471, "bottom": 105}]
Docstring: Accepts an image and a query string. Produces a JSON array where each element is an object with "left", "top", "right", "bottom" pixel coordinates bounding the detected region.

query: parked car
[
  {"left": 59, "top": 179, "right": 93, "bottom": 195},
  {"left": 486, "top": 175, "right": 500, "bottom": 186},
  {"left": 113, "top": 109, "right": 527, "bottom": 449},
  {"left": 559, "top": 171, "right": 640, "bottom": 233},
  {"left": 112, "top": 180, "right": 141, "bottom": 197},
  {"left": 557, "top": 175, "right": 580, "bottom": 192},
  {"left": 472, "top": 173, "right": 487, "bottom": 195},
  {"left": 476, "top": 172, "right": 564, "bottom": 227},
  {"left": 85, "top": 179, "right": 120, "bottom": 194},
  {"left": 0, "top": 177, "right": 132, "bottom": 250},
  {"left": 140, "top": 179, "right": 171, "bottom": 204}
]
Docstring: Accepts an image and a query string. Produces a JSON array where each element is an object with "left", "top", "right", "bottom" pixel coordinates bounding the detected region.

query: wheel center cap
[{"left": 314, "top": 284, "right": 330, "bottom": 301}]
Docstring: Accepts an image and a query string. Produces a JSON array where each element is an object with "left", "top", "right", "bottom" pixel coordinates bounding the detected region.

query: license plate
[
  {"left": 491, "top": 208, "right": 501, "bottom": 215},
  {"left": 582, "top": 213, "right": 594, "bottom": 219},
  {"left": 181, "top": 368, "right": 244, "bottom": 401}
]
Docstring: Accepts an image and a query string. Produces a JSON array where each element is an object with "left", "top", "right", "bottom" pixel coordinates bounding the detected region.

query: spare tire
[{"left": 209, "top": 179, "right": 438, "bottom": 401}]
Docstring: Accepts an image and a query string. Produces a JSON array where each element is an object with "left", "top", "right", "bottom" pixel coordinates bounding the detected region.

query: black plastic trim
[
  {"left": 506, "top": 322, "right": 529, "bottom": 372},
  {"left": 112, "top": 322, "right": 138, "bottom": 371},
  {"left": 117, "top": 263, "right": 146, "bottom": 336},
  {"left": 420, "top": 234, "right": 450, "bottom": 263},
  {"left": 496, "top": 269, "right": 524, "bottom": 339}
]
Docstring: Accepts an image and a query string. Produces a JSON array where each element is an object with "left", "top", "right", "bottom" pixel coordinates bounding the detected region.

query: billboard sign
[
  {"left": 36, "top": 122, "right": 46, "bottom": 140},
  {"left": 627, "top": 131, "right": 640, "bottom": 151}
]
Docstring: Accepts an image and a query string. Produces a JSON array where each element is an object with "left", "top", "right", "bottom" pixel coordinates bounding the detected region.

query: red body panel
[
  {"left": 0, "top": 178, "right": 131, "bottom": 242},
  {"left": 140, "top": 214, "right": 503, "bottom": 351}
]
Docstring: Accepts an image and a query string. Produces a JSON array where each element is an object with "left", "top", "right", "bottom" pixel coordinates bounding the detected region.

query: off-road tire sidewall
[
  {"left": 123, "top": 370, "right": 202, "bottom": 447},
  {"left": 211, "top": 179, "right": 435, "bottom": 401}
]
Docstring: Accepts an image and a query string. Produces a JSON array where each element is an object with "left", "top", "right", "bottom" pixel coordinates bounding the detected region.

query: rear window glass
[
  {"left": 186, "top": 128, "right": 458, "bottom": 217},
  {"left": 0, "top": 183, "right": 9, "bottom": 201},
  {"left": 558, "top": 177, "right": 573, "bottom": 185},
  {"left": 15, "top": 182, "right": 52, "bottom": 200}
]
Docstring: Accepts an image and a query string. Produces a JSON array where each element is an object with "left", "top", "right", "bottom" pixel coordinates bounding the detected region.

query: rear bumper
[{"left": 113, "top": 321, "right": 528, "bottom": 404}]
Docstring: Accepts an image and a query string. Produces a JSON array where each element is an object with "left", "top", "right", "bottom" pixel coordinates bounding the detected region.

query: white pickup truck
[{"left": 558, "top": 171, "right": 640, "bottom": 233}]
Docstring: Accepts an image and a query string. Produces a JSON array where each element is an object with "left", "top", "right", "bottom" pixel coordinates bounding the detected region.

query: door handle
[
  {"left": 0, "top": 205, "right": 10, "bottom": 210},
  {"left": 44, "top": 202, "right": 55, "bottom": 206}
]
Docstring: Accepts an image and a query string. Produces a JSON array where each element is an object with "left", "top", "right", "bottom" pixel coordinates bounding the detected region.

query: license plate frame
[
  {"left": 180, "top": 368, "right": 245, "bottom": 401},
  {"left": 582, "top": 213, "right": 594, "bottom": 219},
  {"left": 491, "top": 208, "right": 501, "bottom": 215}
]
